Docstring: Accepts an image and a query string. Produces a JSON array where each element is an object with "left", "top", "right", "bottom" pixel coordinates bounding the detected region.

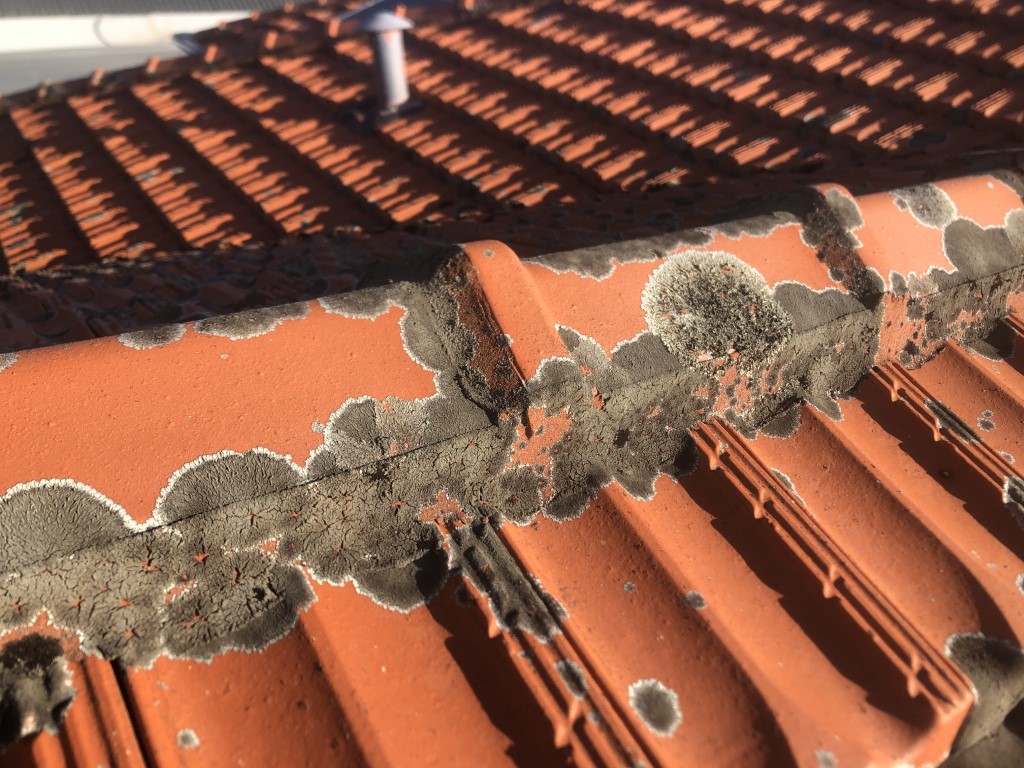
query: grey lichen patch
[
  {"left": 770, "top": 468, "right": 806, "bottom": 506},
  {"left": 628, "top": 678, "right": 682, "bottom": 737},
  {"left": 527, "top": 232, "right": 701, "bottom": 280},
  {"left": 967, "top": 321, "right": 1016, "bottom": 361},
  {"left": 712, "top": 211, "right": 800, "bottom": 240},
  {"left": 194, "top": 302, "right": 308, "bottom": 340},
  {"left": 0, "top": 635, "right": 74, "bottom": 750},
  {"left": 1003, "top": 477, "right": 1024, "bottom": 530},
  {"left": 943, "top": 218, "right": 1021, "bottom": 279},
  {"left": 451, "top": 522, "right": 566, "bottom": 641},
  {"left": 820, "top": 188, "right": 864, "bottom": 245},
  {"left": 815, "top": 749, "right": 838, "bottom": 768},
  {"left": 926, "top": 400, "right": 980, "bottom": 443},
  {"left": 891, "top": 184, "right": 957, "bottom": 229},
  {"left": 978, "top": 410, "right": 996, "bottom": 432},
  {"left": 945, "top": 633, "right": 1024, "bottom": 760},
  {"left": 684, "top": 590, "right": 706, "bottom": 611},
  {"left": 554, "top": 659, "right": 587, "bottom": 700},
  {"left": 177, "top": 728, "right": 199, "bottom": 749},
  {"left": 624, "top": 581, "right": 636, "bottom": 592},
  {"left": 0, "top": 353, "right": 17, "bottom": 373},
  {"left": 318, "top": 285, "right": 399, "bottom": 319},
  {"left": 117, "top": 324, "right": 186, "bottom": 350},
  {"left": 642, "top": 250, "right": 793, "bottom": 374},
  {"left": 528, "top": 329, "right": 705, "bottom": 521}
]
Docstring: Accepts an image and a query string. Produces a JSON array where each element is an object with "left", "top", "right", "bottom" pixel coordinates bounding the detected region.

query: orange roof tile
[
  {"left": 2, "top": 1, "right": 1024, "bottom": 766},
  {"left": 0, "top": 168, "right": 1023, "bottom": 766}
]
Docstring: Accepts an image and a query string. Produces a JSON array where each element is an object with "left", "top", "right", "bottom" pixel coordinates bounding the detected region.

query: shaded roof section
[
  {"left": 0, "top": 0, "right": 291, "bottom": 16},
  {"left": 0, "top": 0, "right": 1022, "bottom": 277},
  {"left": 0, "top": 169, "right": 1023, "bottom": 767}
]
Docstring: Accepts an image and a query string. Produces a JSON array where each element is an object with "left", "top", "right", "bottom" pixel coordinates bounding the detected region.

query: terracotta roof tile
[
  {"left": 3, "top": 1, "right": 1024, "bottom": 765},
  {"left": 0, "top": 167, "right": 1023, "bottom": 765}
]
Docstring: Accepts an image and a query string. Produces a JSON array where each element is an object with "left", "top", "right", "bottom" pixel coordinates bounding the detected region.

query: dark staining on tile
[
  {"left": 554, "top": 659, "right": 587, "bottom": 700},
  {"left": 194, "top": 301, "right": 308, "bottom": 340},
  {"left": 978, "top": 410, "right": 996, "bottom": 432},
  {"left": 0, "top": 353, "right": 16, "bottom": 373},
  {"left": 0, "top": 635, "right": 74, "bottom": 751},
  {"left": 944, "top": 633, "right": 1024, "bottom": 765},
  {"left": 801, "top": 187, "right": 883, "bottom": 300},
  {"left": 117, "top": 323, "right": 186, "bottom": 350},
  {"left": 683, "top": 590, "right": 706, "bottom": 611},
  {"left": 925, "top": 400, "right": 980, "bottom": 444},
  {"left": 819, "top": 188, "right": 864, "bottom": 246},
  {"left": 891, "top": 184, "right": 958, "bottom": 229},
  {"left": 627, "top": 678, "right": 682, "bottom": 738}
]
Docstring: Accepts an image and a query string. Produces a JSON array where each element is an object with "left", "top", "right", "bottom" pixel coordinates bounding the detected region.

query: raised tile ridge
[{"left": 1, "top": 169, "right": 1024, "bottom": 766}]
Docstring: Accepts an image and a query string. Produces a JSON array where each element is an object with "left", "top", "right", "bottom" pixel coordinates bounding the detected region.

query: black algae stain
[
  {"left": 628, "top": 678, "right": 681, "bottom": 737},
  {"left": 642, "top": 250, "right": 793, "bottom": 374},
  {"left": 117, "top": 324, "right": 186, "bottom": 350},
  {"left": 554, "top": 659, "right": 587, "bottom": 700},
  {"left": 194, "top": 302, "right": 308, "bottom": 340},
  {"left": 0, "top": 635, "right": 74, "bottom": 751}
]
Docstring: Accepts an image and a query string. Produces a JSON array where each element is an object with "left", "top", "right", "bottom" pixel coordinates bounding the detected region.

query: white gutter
[{"left": 0, "top": 13, "right": 246, "bottom": 54}]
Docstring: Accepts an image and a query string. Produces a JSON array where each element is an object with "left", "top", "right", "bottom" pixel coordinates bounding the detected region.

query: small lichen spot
[
  {"left": 624, "top": 581, "right": 636, "bottom": 593},
  {"left": 0, "top": 352, "right": 17, "bottom": 373},
  {"left": 815, "top": 749, "right": 838, "bottom": 768},
  {"left": 684, "top": 590, "right": 707, "bottom": 610},
  {"left": 554, "top": 659, "right": 587, "bottom": 700},
  {"left": 628, "top": 678, "right": 682, "bottom": 737},
  {"left": 978, "top": 410, "right": 996, "bottom": 432},
  {"left": 177, "top": 729, "right": 199, "bottom": 750}
]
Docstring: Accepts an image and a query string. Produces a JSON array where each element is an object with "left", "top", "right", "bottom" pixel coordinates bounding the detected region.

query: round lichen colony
[{"left": 642, "top": 249, "right": 794, "bottom": 374}]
